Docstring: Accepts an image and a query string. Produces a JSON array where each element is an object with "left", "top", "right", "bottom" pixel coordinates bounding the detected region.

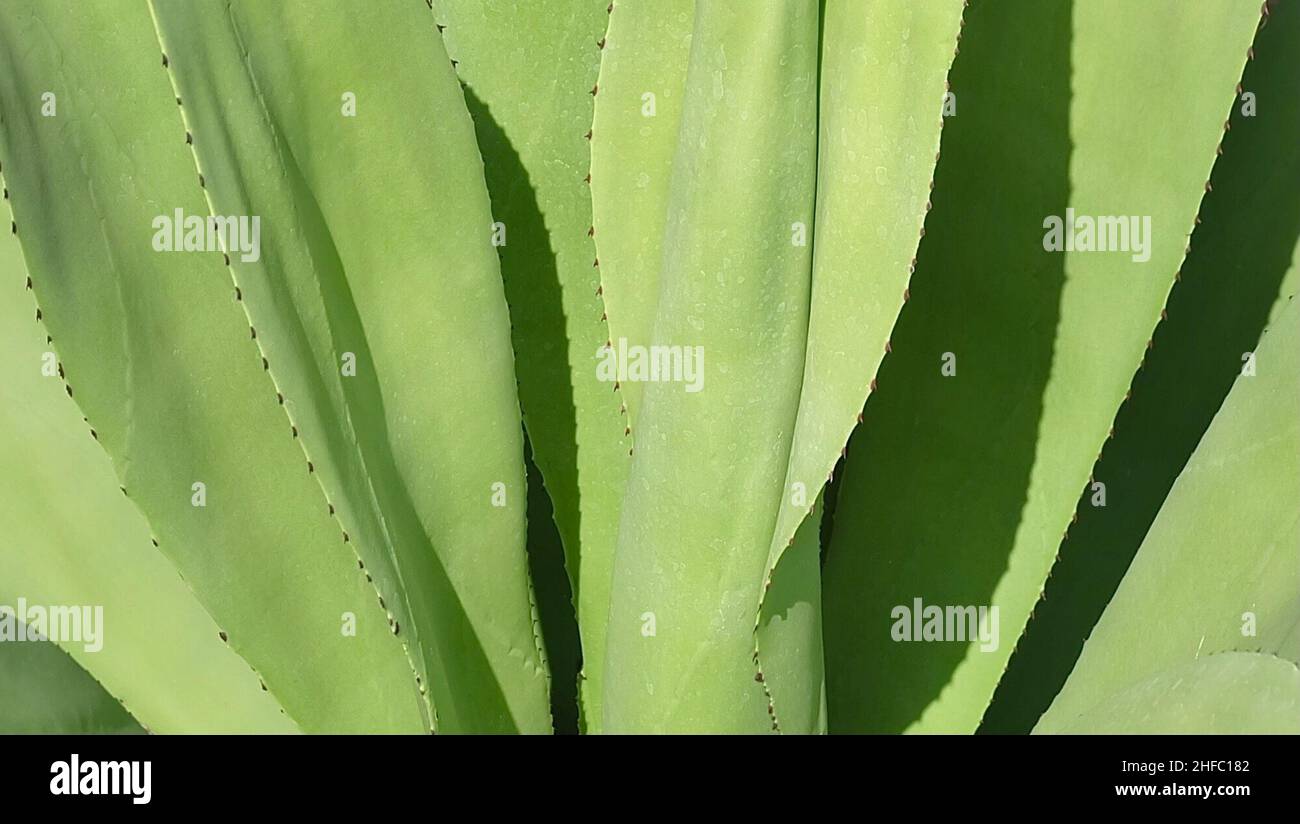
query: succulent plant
[{"left": 0, "top": 0, "right": 1294, "bottom": 735}]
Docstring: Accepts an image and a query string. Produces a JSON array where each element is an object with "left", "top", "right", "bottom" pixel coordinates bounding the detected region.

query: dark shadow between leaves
[
  {"left": 524, "top": 434, "right": 582, "bottom": 734},
  {"left": 823, "top": 0, "right": 1072, "bottom": 733},
  {"left": 980, "top": 3, "right": 1300, "bottom": 734},
  {"left": 462, "top": 88, "right": 585, "bottom": 730}
]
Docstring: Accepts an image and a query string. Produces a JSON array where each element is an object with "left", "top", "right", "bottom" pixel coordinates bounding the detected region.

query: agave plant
[{"left": 0, "top": 0, "right": 1295, "bottom": 735}]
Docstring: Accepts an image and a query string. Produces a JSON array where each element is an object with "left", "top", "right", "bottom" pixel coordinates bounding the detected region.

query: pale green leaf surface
[
  {"left": 590, "top": 0, "right": 695, "bottom": 428},
  {"left": 601, "top": 0, "right": 820, "bottom": 733},
  {"left": 590, "top": 0, "right": 964, "bottom": 733},
  {"left": 757, "top": 0, "right": 965, "bottom": 732},
  {"left": 755, "top": 497, "right": 826, "bottom": 734},
  {"left": 986, "top": 0, "right": 1300, "bottom": 733},
  {"left": 0, "top": 636, "right": 142, "bottom": 734},
  {"left": 1040, "top": 652, "right": 1300, "bottom": 735},
  {"left": 432, "top": 0, "right": 631, "bottom": 731},
  {"left": 824, "top": 0, "right": 1259, "bottom": 733},
  {"left": 149, "top": 0, "right": 549, "bottom": 733},
  {"left": 0, "top": 226, "right": 297, "bottom": 733},
  {"left": 1038, "top": 296, "right": 1300, "bottom": 733},
  {"left": 0, "top": 0, "right": 425, "bottom": 733}
]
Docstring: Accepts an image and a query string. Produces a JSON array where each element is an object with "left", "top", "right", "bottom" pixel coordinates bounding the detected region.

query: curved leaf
[
  {"left": 590, "top": 0, "right": 695, "bottom": 428},
  {"left": 986, "top": 0, "right": 1300, "bottom": 732},
  {"left": 0, "top": 637, "right": 142, "bottom": 734},
  {"left": 601, "top": 0, "right": 820, "bottom": 733},
  {"left": 1040, "top": 652, "right": 1300, "bottom": 735},
  {"left": 755, "top": 497, "right": 826, "bottom": 734},
  {"left": 823, "top": 0, "right": 1260, "bottom": 733},
  {"left": 1038, "top": 295, "right": 1300, "bottom": 732},
  {"left": 0, "top": 0, "right": 425, "bottom": 733},
  {"left": 149, "top": 0, "right": 549, "bottom": 733},
  {"left": 757, "top": 0, "right": 966, "bottom": 732},
  {"left": 0, "top": 225, "right": 297, "bottom": 733},
  {"left": 432, "top": 0, "right": 631, "bottom": 731}
]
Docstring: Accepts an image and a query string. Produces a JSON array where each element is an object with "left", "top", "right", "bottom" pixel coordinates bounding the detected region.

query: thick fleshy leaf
[
  {"left": 986, "top": 1, "right": 1300, "bottom": 733},
  {"left": 0, "top": 637, "right": 142, "bottom": 734},
  {"left": 524, "top": 440, "right": 582, "bottom": 734},
  {"left": 757, "top": 0, "right": 966, "bottom": 732},
  {"left": 1041, "top": 652, "right": 1300, "bottom": 735},
  {"left": 823, "top": 0, "right": 1260, "bottom": 733},
  {"left": 432, "top": 0, "right": 631, "bottom": 731},
  {"left": 755, "top": 498, "right": 826, "bottom": 734},
  {"left": 590, "top": 0, "right": 695, "bottom": 428},
  {"left": 149, "top": 0, "right": 549, "bottom": 733},
  {"left": 0, "top": 226, "right": 297, "bottom": 733},
  {"left": 0, "top": 0, "right": 425, "bottom": 732},
  {"left": 1038, "top": 296, "right": 1300, "bottom": 732},
  {"left": 601, "top": 0, "right": 820, "bottom": 733},
  {"left": 590, "top": 1, "right": 964, "bottom": 732}
]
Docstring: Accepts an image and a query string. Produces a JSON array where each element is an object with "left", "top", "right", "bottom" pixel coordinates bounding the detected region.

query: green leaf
[
  {"left": 984, "top": 0, "right": 1300, "bottom": 733},
  {"left": 148, "top": 0, "right": 549, "bottom": 733},
  {"left": 0, "top": 0, "right": 425, "bottom": 733},
  {"left": 0, "top": 637, "right": 142, "bottom": 734},
  {"left": 1040, "top": 652, "right": 1300, "bottom": 735},
  {"left": 524, "top": 438, "right": 582, "bottom": 734},
  {"left": 432, "top": 0, "right": 631, "bottom": 731},
  {"left": 755, "top": 497, "right": 827, "bottom": 734},
  {"left": 823, "top": 0, "right": 1260, "bottom": 733},
  {"left": 591, "top": 1, "right": 964, "bottom": 732},
  {"left": 756, "top": 0, "right": 965, "bottom": 733},
  {"left": 0, "top": 226, "right": 297, "bottom": 733},
  {"left": 601, "top": 0, "right": 820, "bottom": 733},
  {"left": 590, "top": 0, "right": 695, "bottom": 429},
  {"left": 1037, "top": 295, "right": 1300, "bottom": 733}
]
